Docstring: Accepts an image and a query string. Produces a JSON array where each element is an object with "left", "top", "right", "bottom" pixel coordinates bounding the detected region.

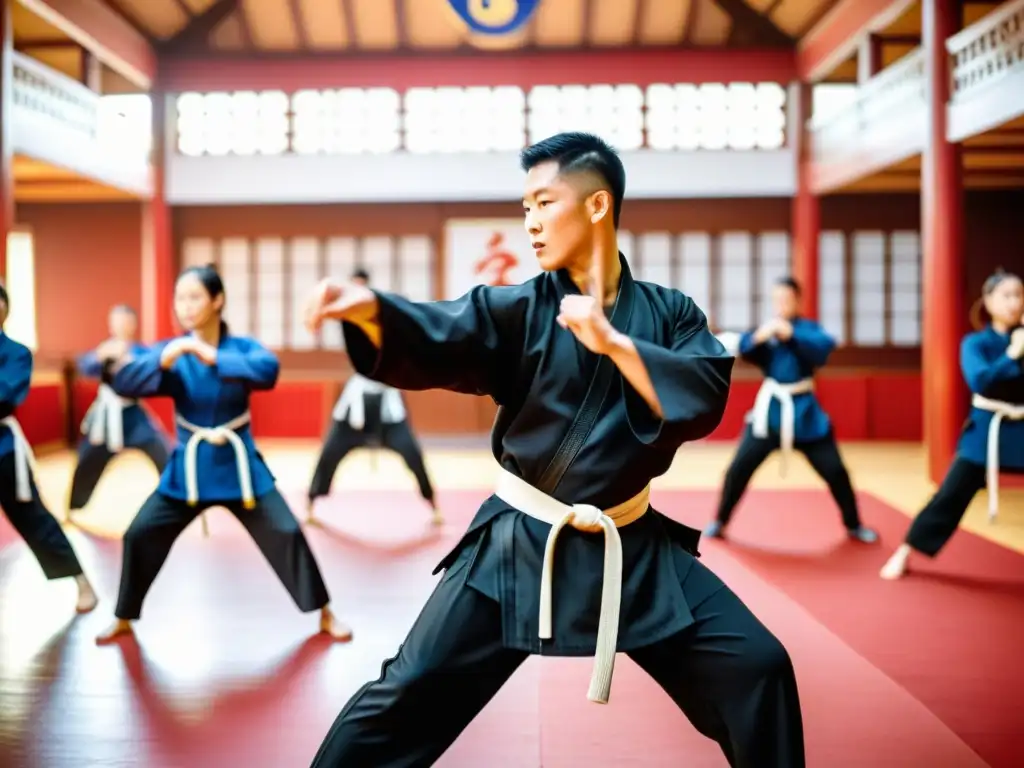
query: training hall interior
[{"left": 1, "top": 0, "right": 1022, "bottom": 765}]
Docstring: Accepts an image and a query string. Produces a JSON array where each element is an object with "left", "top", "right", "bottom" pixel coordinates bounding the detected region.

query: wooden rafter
[
  {"left": 631, "top": 0, "right": 647, "bottom": 46},
  {"left": 340, "top": 0, "right": 358, "bottom": 49},
  {"left": 715, "top": 0, "right": 793, "bottom": 46},
  {"left": 287, "top": 0, "right": 309, "bottom": 49},
  {"left": 160, "top": 0, "right": 240, "bottom": 54}
]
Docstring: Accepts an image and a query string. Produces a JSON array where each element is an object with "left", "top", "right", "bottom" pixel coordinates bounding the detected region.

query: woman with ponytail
[
  {"left": 881, "top": 270, "right": 1024, "bottom": 580},
  {"left": 96, "top": 264, "right": 352, "bottom": 642}
]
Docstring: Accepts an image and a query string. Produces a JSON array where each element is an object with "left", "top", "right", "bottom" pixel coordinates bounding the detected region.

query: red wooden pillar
[
  {"left": 141, "top": 90, "right": 175, "bottom": 342},
  {"left": 921, "top": 0, "right": 966, "bottom": 483},
  {"left": 792, "top": 82, "right": 820, "bottom": 319},
  {"left": 0, "top": 0, "right": 13, "bottom": 286}
]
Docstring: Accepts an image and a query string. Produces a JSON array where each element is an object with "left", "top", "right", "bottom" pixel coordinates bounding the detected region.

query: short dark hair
[
  {"left": 775, "top": 276, "right": 802, "bottom": 296},
  {"left": 983, "top": 268, "right": 1021, "bottom": 295},
  {"left": 351, "top": 268, "right": 370, "bottom": 283},
  {"left": 111, "top": 304, "right": 137, "bottom": 317},
  {"left": 0, "top": 282, "right": 7, "bottom": 309},
  {"left": 519, "top": 132, "right": 626, "bottom": 227}
]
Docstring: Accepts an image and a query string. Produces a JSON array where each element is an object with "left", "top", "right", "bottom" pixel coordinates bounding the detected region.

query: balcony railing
[
  {"left": 10, "top": 51, "right": 152, "bottom": 196},
  {"left": 807, "top": 49, "right": 927, "bottom": 193}
]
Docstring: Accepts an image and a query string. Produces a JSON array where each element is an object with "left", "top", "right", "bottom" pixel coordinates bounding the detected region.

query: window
[
  {"left": 634, "top": 232, "right": 673, "bottom": 286},
  {"left": 288, "top": 238, "right": 321, "bottom": 350},
  {"left": 176, "top": 91, "right": 289, "bottom": 157},
  {"left": 291, "top": 88, "right": 401, "bottom": 154},
  {"left": 889, "top": 231, "right": 921, "bottom": 346},
  {"left": 181, "top": 234, "right": 436, "bottom": 350},
  {"left": 818, "top": 231, "right": 847, "bottom": 344},
  {"left": 528, "top": 84, "right": 644, "bottom": 150},
  {"left": 756, "top": 232, "right": 791, "bottom": 324},
  {"left": 404, "top": 87, "right": 525, "bottom": 153},
  {"left": 677, "top": 233, "right": 713, "bottom": 319},
  {"left": 3, "top": 231, "right": 37, "bottom": 350},
  {"left": 219, "top": 238, "right": 253, "bottom": 336},
  {"left": 645, "top": 82, "right": 786, "bottom": 151},
  {"left": 851, "top": 231, "right": 887, "bottom": 346},
  {"left": 717, "top": 232, "right": 755, "bottom": 330}
]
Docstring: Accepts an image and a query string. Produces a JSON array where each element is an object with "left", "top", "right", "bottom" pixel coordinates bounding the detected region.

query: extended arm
[
  {"left": 787, "top": 321, "right": 835, "bottom": 368},
  {"left": 621, "top": 296, "right": 734, "bottom": 450},
  {"left": 342, "top": 285, "right": 528, "bottom": 404},
  {"left": 961, "top": 336, "right": 1023, "bottom": 394},
  {"left": 215, "top": 340, "right": 280, "bottom": 391}
]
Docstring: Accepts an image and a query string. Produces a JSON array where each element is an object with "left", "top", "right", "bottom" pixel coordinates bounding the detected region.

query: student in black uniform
[
  {"left": 306, "top": 133, "right": 804, "bottom": 768},
  {"left": 307, "top": 269, "right": 441, "bottom": 526}
]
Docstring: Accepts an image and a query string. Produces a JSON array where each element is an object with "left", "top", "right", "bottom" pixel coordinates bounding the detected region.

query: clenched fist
[
  {"left": 303, "top": 279, "right": 378, "bottom": 335},
  {"left": 556, "top": 295, "right": 619, "bottom": 355}
]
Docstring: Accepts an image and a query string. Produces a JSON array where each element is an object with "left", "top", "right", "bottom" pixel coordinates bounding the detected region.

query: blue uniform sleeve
[
  {"left": 342, "top": 284, "right": 530, "bottom": 406},
  {"left": 788, "top": 321, "right": 835, "bottom": 368},
  {"left": 961, "top": 335, "right": 1023, "bottom": 394},
  {"left": 111, "top": 343, "right": 176, "bottom": 399},
  {"left": 77, "top": 351, "right": 104, "bottom": 379},
  {"left": 215, "top": 339, "right": 280, "bottom": 391},
  {"left": 0, "top": 344, "right": 33, "bottom": 409},
  {"left": 624, "top": 294, "right": 734, "bottom": 450},
  {"left": 738, "top": 330, "right": 771, "bottom": 367}
]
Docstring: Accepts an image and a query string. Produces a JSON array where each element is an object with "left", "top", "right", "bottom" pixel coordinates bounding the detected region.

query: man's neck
[{"left": 568, "top": 248, "right": 621, "bottom": 305}]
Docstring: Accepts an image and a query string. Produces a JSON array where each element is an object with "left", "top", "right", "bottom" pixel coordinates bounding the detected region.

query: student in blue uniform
[
  {"left": 94, "top": 264, "right": 351, "bottom": 644},
  {"left": 703, "top": 277, "right": 879, "bottom": 543},
  {"left": 307, "top": 268, "right": 441, "bottom": 526},
  {"left": 881, "top": 270, "right": 1023, "bottom": 579},
  {"left": 66, "top": 305, "right": 170, "bottom": 520},
  {"left": 0, "top": 282, "right": 98, "bottom": 613}
]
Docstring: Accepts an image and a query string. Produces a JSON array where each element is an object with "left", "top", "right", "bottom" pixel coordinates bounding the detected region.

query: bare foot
[
  {"left": 880, "top": 545, "right": 911, "bottom": 580},
  {"left": 305, "top": 499, "right": 321, "bottom": 527},
  {"left": 319, "top": 607, "right": 353, "bottom": 642},
  {"left": 96, "top": 619, "right": 134, "bottom": 644},
  {"left": 75, "top": 575, "right": 98, "bottom": 614}
]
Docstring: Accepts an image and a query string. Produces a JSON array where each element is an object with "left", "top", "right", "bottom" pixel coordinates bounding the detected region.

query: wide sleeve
[
  {"left": 216, "top": 339, "right": 280, "bottom": 391},
  {"left": 624, "top": 294, "right": 734, "bottom": 450},
  {"left": 961, "top": 335, "right": 1023, "bottom": 394},
  {"left": 737, "top": 330, "right": 771, "bottom": 367},
  {"left": 342, "top": 284, "right": 529, "bottom": 405},
  {"left": 111, "top": 343, "right": 177, "bottom": 399},
  {"left": 788, "top": 321, "right": 835, "bottom": 368},
  {"left": 77, "top": 351, "right": 104, "bottom": 379},
  {"left": 0, "top": 344, "right": 33, "bottom": 409}
]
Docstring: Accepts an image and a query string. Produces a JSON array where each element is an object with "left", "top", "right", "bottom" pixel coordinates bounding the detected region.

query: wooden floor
[
  {"left": 4, "top": 438, "right": 1023, "bottom": 767},
  {"left": 27, "top": 439, "right": 1024, "bottom": 553}
]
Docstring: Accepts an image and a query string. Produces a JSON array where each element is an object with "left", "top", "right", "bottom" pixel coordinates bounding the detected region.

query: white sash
[
  {"left": 83, "top": 383, "right": 135, "bottom": 453},
  {"left": 332, "top": 375, "right": 406, "bottom": 428},
  {"left": 494, "top": 467, "right": 649, "bottom": 705},
  {"left": 971, "top": 394, "right": 1024, "bottom": 519},
  {"left": 749, "top": 378, "right": 815, "bottom": 476},
  {"left": 1, "top": 416, "right": 38, "bottom": 503},
  {"left": 176, "top": 411, "right": 255, "bottom": 508}
]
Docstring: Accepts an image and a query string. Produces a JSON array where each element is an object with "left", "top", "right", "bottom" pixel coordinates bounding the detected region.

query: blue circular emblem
[{"left": 446, "top": 0, "right": 541, "bottom": 36}]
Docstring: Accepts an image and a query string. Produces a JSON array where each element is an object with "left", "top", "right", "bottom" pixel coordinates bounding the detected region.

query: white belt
[
  {"left": 333, "top": 376, "right": 406, "bottom": 427},
  {"left": 176, "top": 411, "right": 255, "bottom": 509},
  {"left": 1, "top": 416, "right": 38, "bottom": 503},
  {"left": 494, "top": 467, "right": 650, "bottom": 705},
  {"left": 749, "top": 378, "right": 815, "bottom": 476},
  {"left": 971, "top": 394, "right": 1024, "bottom": 520},
  {"left": 83, "top": 384, "right": 135, "bottom": 452}
]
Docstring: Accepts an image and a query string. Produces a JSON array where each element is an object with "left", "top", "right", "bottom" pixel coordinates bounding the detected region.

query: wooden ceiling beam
[
  {"left": 158, "top": 47, "right": 798, "bottom": 92},
  {"left": 160, "top": 0, "right": 239, "bottom": 56},
  {"left": 798, "top": 0, "right": 917, "bottom": 81},
  {"left": 15, "top": 0, "right": 155, "bottom": 88},
  {"left": 288, "top": 0, "right": 309, "bottom": 49},
  {"left": 714, "top": 0, "right": 793, "bottom": 47}
]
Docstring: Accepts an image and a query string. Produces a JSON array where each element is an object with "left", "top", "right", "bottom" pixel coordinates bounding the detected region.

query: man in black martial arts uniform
[
  {"left": 304, "top": 132, "right": 805, "bottom": 767},
  {"left": 306, "top": 269, "right": 441, "bottom": 526}
]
